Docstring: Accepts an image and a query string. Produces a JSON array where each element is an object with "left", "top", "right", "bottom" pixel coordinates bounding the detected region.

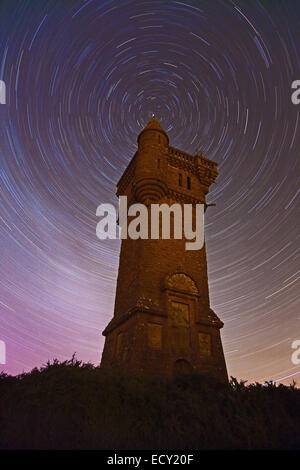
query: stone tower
[{"left": 100, "top": 117, "right": 228, "bottom": 382}]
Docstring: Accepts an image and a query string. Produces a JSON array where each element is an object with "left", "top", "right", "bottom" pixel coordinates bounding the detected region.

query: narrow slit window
[
  {"left": 179, "top": 173, "right": 182, "bottom": 186},
  {"left": 158, "top": 135, "right": 160, "bottom": 143},
  {"left": 187, "top": 176, "right": 191, "bottom": 190},
  {"left": 157, "top": 159, "right": 160, "bottom": 168}
]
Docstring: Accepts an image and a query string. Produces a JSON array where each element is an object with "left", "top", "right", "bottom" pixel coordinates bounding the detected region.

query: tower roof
[
  {"left": 143, "top": 116, "right": 165, "bottom": 133},
  {"left": 137, "top": 116, "right": 169, "bottom": 143}
]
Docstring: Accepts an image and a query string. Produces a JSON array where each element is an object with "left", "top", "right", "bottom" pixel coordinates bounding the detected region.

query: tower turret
[{"left": 137, "top": 115, "right": 169, "bottom": 147}]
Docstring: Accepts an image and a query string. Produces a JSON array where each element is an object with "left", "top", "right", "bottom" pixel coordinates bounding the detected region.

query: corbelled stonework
[{"left": 100, "top": 117, "right": 228, "bottom": 382}]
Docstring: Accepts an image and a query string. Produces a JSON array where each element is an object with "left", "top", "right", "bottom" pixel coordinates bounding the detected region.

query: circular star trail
[{"left": 0, "top": 0, "right": 299, "bottom": 384}]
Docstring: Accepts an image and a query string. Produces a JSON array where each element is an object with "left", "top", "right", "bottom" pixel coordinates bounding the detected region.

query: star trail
[{"left": 0, "top": 0, "right": 299, "bottom": 384}]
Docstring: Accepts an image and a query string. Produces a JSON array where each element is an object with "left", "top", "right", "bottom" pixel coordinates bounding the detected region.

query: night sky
[{"left": 0, "top": 0, "right": 299, "bottom": 385}]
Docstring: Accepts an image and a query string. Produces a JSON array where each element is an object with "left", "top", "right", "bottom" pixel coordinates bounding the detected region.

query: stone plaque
[
  {"left": 171, "top": 301, "right": 189, "bottom": 327},
  {"left": 171, "top": 302, "right": 190, "bottom": 351},
  {"left": 148, "top": 323, "right": 162, "bottom": 350}
]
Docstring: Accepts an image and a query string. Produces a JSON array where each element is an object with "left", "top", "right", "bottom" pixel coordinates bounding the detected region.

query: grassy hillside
[{"left": 0, "top": 356, "right": 299, "bottom": 450}]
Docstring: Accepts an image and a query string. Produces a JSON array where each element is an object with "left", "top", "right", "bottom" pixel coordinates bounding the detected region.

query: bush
[{"left": 0, "top": 356, "right": 299, "bottom": 449}]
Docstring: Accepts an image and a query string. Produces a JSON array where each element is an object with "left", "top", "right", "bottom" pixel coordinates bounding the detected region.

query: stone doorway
[{"left": 173, "top": 359, "right": 193, "bottom": 377}]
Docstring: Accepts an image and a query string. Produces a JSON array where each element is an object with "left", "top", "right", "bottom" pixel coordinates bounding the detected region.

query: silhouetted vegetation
[{"left": 0, "top": 355, "right": 299, "bottom": 449}]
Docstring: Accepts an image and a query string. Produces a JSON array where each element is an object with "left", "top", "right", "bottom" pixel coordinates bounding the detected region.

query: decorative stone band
[
  {"left": 196, "top": 309, "right": 224, "bottom": 329},
  {"left": 102, "top": 297, "right": 165, "bottom": 336}
]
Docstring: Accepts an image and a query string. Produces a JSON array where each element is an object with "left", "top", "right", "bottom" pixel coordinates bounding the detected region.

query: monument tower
[{"left": 101, "top": 117, "right": 228, "bottom": 382}]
